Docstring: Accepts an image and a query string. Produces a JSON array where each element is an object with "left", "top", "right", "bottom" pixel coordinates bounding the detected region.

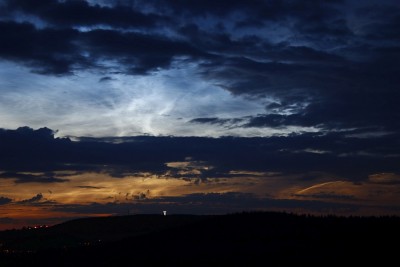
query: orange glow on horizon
[{"left": 1, "top": 169, "right": 400, "bottom": 230}]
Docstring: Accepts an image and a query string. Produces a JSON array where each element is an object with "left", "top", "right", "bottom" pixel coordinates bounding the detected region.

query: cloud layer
[
  {"left": 0, "top": 0, "right": 398, "bottom": 137},
  {"left": 0, "top": 126, "right": 399, "bottom": 229},
  {"left": 0, "top": 0, "right": 399, "bottom": 228}
]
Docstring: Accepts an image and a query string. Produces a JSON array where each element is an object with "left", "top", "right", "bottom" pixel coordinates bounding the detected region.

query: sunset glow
[{"left": 1, "top": 0, "right": 400, "bottom": 229}]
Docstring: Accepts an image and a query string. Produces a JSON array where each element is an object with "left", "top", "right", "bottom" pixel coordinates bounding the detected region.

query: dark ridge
[
  {"left": 0, "top": 214, "right": 207, "bottom": 251},
  {"left": 0, "top": 212, "right": 399, "bottom": 266}
]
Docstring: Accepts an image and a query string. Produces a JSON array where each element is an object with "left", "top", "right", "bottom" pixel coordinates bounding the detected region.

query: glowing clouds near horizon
[{"left": 1, "top": 167, "right": 400, "bottom": 230}]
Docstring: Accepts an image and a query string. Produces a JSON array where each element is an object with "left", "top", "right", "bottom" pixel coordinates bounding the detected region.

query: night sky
[{"left": 1, "top": 0, "right": 400, "bottom": 230}]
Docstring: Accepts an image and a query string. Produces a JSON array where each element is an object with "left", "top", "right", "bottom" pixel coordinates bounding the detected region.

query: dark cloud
[
  {"left": 241, "top": 87, "right": 400, "bottom": 132},
  {"left": 19, "top": 193, "right": 43, "bottom": 204},
  {"left": 355, "top": 5, "right": 400, "bottom": 41},
  {"left": 0, "top": 19, "right": 204, "bottom": 75},
  {"left": 1, "top": 127, "right": 399, "bottom": 184},
  {"left": 201, "top": 49, "right": 400, "bottom": 132},
  {"left": 98, "top": 76, "right": 113, "bottom": 82},
  {"left": 0, "top": 196, "right": 12, "bottom": 205},
  {"left": 0, "top": 172, "right": 69, "bottom": 184},
  {"left": 5, "top": 0, "right": 164, "bottom": 28},
  {"left": 144, "top": 0, "right": 343, "bottom": 20},
  {"left": 0, "top": 21, "right": 80, "bottom": 74},
  {"left": 49, "top": 192, "right": 360, "bottom": 215},
  {"left": 151, "top": 192, "right": 359, "bottom": 213},
  {"left": 76, "top": 185, "right": 106, "bottom": 189},
  {"left": 189, "top": 117, "right": 232, "bottom": 125},
  {"left": 81, "top": 28, "right": 204, "bottom": 74},
  {"left": 166, "top": 1, "right": 399, "bottom": 134}
]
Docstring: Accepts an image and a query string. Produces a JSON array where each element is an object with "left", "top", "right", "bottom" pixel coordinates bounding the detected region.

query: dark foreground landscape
[{"left": 1, "top": 212, "right": 399, "bottom": 266}]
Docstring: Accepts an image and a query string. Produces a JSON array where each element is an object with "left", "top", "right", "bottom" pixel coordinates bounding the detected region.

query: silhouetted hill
[
  {"left": 1, "top": 212, "right": 399, "bottom": 266},
  {"left": 0, "top": 214, "right": 206, "bottom": 251}
]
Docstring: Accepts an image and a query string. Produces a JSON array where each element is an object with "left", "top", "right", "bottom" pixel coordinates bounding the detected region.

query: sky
[{"left": 0, "top": 0, "right": 400, "bottom": 230}]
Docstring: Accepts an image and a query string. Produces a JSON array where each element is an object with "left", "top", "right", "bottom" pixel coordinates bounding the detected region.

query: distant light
[{"left": 163, "top": 211, "right": 167, "bottom": 216}]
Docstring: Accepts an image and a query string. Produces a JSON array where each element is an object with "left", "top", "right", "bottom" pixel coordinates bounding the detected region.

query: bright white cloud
[
  {"left": 0, "top": 60, "right": 260, "bottom": 136},
  {"left": 0, "top": 60, "right": 317, "bottom": 137}
]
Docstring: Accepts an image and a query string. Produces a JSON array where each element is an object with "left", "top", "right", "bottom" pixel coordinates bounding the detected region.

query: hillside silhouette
[{"left": 1, "top": 212, "right": 399, "bottom": 266}]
